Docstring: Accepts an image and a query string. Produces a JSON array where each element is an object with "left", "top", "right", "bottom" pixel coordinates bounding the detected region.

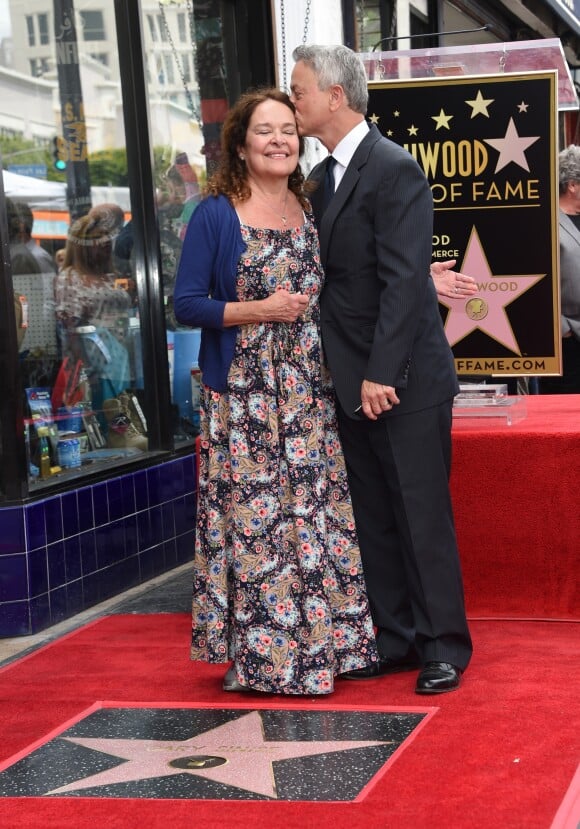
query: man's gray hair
[
  {"left": 559, "top": 144, "right": 580, "bottom": 194},
  {"left": 292, "top": 44, "right": 368, "bottom": 115}
]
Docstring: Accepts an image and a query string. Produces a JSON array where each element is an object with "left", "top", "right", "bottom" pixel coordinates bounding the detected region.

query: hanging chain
[
  {"left": 158, "top": 0, "right": 202, "bottom": 130},
  {"left": 280, "top": 0, "right": 287, "bottom": 90},
  {"left": 280, "top": 0, "right": 311, "bottom": 90},
  {"left": 159, "top": 1, "right": 311, "bottom": 109},
  {"left": 303, "top": 0, "right": 311, "bottom": 44}
]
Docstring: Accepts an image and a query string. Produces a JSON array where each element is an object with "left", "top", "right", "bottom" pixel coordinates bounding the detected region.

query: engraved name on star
[
  {"left": 46, "top": 711, "right": 391, "bottom": 799},
  {"left": 484, "top": 117, "right": 540, "bottom": 173},
  {"left": 432, "top": 109, "right": 453, "bottom": 130},
  {"left": 441, "top": 226, "right": 544, "bottom": 354},
  {"left": 466, "top": 90, "right": 494, "bottom": 118}
]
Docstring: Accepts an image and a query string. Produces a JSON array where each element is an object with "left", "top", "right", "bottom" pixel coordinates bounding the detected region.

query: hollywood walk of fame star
[
  {"left": 484, "top": 117, "right": 540, "bottom": 173},
  {"left": 441, "top": 227, "right": 544, "bottom": 353},
  {"left": 432, "top": 108, "right": 453, "bottom": 130},
  {"left": 46, "top": 711, "right": 392, "bottom": 799},
  {"left": 465, "top": 90, "right": 494, "bottom": 118}
]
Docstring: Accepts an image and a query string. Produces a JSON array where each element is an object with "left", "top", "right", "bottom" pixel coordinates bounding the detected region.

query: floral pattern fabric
[{"left": 192, "top": 216, "right": 378, "bottom": 694}]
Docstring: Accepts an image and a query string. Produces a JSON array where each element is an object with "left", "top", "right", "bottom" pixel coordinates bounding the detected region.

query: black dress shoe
[
  {"left": 341, "top": 654, "right": 420, "bottom": 680},
  {"left": 415, "top": 661, "right": 462, "bottom": 694}
]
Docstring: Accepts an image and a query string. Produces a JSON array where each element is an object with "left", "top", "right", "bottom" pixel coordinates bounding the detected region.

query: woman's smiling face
[{"left": 241, "top": 99, "right": 300, "bottom": 182}]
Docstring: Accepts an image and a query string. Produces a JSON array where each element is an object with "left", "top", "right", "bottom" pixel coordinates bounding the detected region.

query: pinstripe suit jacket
[
  {"left": 558, "top": 210, "right": 580, "bottom": 340},
  {"left": 310, "top": 124, "right": 459, "bottom": 418}
]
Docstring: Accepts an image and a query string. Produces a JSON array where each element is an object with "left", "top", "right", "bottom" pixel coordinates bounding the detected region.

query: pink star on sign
[{"left": 441, "top": 227, "right": 544, "bottom": 354}]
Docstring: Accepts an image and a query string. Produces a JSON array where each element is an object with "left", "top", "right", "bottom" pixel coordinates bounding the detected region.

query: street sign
[{"left": 7, "top": 164, "right": 48, "bottom": 179}]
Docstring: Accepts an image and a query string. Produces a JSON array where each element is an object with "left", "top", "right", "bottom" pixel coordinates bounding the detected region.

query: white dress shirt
[{"left": 328, "top": 119, "right": 370, "bottom": 191}]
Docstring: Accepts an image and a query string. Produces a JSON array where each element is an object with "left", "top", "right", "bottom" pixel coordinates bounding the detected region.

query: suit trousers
[{"left": 337, "top": 399, "right": 473, "bottom": 671}]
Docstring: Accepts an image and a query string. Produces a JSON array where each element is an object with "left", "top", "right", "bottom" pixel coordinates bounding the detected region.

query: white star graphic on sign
[
  {"left": 432, "top": 109, "right": 453, "bottom": 130},
  {"left": 369, "top": 113, "right": 380, "bottom": 124},
  {"left": 465, "top": 90, "right": 494, "bottom": 117},
  {"left": 517, "top": 101, "right": 529, "bottom": 113},
  {"left": 441, "top": 227, "right": 544, "bottom": 353},
  {"left": 484, "top": 118, "right": 540, "bottom": 173},
  {"left": 47, "top": 711, "right": 391, "bottom": 799}
]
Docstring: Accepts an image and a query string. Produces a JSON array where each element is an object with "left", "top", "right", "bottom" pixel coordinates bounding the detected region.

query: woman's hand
[
  {"left": 431, "top": 260, "right": 477, "bottom": 299},
  {"left": 223, "top": 288, "right": 309, "bottom": 326},
  {"left": 261, "top": 288, "right": 309, "bottom": 322}
]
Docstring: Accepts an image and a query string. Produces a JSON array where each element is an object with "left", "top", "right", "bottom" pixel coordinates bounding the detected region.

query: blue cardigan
[{"left": 174, "top": 194, "right": 246, "bottom": 391}]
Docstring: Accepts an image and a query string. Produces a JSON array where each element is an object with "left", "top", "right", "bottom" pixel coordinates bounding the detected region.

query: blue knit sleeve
[{"left": 174, "top": 197, "right": 228, "bottom": 330}]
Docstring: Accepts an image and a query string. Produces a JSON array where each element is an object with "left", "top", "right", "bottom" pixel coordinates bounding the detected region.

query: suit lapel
[{"left": 317, "top": 125, "right": 383, "bottom": 265}]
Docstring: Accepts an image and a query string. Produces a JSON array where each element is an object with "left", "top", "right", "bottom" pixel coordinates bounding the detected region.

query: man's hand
[{"left": 359, "top": 380, "right": 400, "bottom": 420}]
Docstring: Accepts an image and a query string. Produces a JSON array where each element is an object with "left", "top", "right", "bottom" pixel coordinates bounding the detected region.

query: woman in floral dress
[{"left": 174, "top": 89, "right": 377, "bottom": 694}]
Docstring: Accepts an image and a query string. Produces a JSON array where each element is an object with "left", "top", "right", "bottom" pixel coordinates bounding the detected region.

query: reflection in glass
[
  {"left": 1, "top": 1, "right": 148, "bottom": 488},
  {"left": 0, "top": 1, "right": 235, "bottom": 487},
  {"left": 143, "top": 1, "right": 226, "bottom": 443}
]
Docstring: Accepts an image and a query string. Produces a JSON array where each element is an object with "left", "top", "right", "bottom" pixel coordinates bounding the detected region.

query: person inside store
[
  {"left": 6, "top": 198, "right": 40, "bottom": 352},
  {"left": 54, "top": 246, "right": 66, "bottom": 272},
  {"left": 174, "top": 87, "right": 379, "bottom": 695},
  {"left": 54, "top": 206, "right": 133, "bottom": 416},
  {"left": 8, "top": 200, "right": 56, "bottom": 275},
  {"left": 540, "top": 144, "right": 580, "bottom": 394},
  {"left": 290, "top": 44, "right": 473, "bottom": 694}
]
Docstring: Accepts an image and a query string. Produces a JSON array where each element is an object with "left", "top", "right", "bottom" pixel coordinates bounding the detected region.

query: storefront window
[
  {"left": 0, "top": 1, "right": 259, "bottom": 497},
  {"left": 142, "top": 1, "right": 229, "bottom": 447},
  {"left": 1, "top": 1, "right": 148, "bottom": 491}
]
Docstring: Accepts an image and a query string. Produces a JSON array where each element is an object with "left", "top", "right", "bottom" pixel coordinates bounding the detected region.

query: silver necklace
[{"left": 253, "top": 186, "right": 290, "bottom": 224}]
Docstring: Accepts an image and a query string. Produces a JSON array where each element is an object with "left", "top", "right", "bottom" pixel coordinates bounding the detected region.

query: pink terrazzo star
[{"left": 48, "top": 710, "right": 391, "bottom": 799}]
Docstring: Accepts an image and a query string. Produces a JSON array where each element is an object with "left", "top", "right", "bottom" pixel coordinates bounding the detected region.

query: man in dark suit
[{"left": 291, "top": 44, "right": 472, "bottom": 693}]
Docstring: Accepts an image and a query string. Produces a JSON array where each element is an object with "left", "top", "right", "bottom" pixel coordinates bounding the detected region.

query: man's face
[{"left": 290, "top": 61, "right": 330, "bottom": 140}]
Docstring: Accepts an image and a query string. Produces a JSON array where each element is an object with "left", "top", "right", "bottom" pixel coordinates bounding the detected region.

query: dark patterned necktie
[{"left": 323, "top": 155, "right": 337, "bottom": 210}]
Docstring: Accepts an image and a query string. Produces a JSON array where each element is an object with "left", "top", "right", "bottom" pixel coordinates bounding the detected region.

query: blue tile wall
[{"left": 0, "top": 453, "right": 197, "bottom": 636}]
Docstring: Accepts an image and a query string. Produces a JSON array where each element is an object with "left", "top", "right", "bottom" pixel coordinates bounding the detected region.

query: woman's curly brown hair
[{"left": 205, "top": 88, "right": 310, "bottom": 211}]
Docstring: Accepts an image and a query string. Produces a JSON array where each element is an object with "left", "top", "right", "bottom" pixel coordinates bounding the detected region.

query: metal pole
[{"left": 53, "top": 0, "right": 92, "bottom": 220}]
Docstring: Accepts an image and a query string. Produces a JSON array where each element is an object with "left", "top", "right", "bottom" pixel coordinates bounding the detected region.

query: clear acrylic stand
[{"left": 453, "top": 395, "right": 527, "bottom": 425}]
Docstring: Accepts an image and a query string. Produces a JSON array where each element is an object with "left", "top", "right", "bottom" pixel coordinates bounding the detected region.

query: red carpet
[{"left": 0, "top": 613, "right": 578, "bottom": 828}]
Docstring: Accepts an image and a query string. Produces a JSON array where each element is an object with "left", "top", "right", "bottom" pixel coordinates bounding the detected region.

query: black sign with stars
[{"left": 367, "top": 72, "right": 560, "bottom": 377}]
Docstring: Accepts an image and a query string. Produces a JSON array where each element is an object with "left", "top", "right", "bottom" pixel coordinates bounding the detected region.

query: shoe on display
[{"left": 102, "top": 395, "right": 148, "bottom": 451}]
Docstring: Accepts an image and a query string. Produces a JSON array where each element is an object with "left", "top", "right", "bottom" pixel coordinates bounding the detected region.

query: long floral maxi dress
[{"left": 191, "top": 217, "right": 378, "bottom": 694}]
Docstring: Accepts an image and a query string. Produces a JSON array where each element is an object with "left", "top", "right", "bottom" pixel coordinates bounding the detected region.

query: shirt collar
[{"left": 332, "top": 119, "right": 370, "bottom": 171}]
